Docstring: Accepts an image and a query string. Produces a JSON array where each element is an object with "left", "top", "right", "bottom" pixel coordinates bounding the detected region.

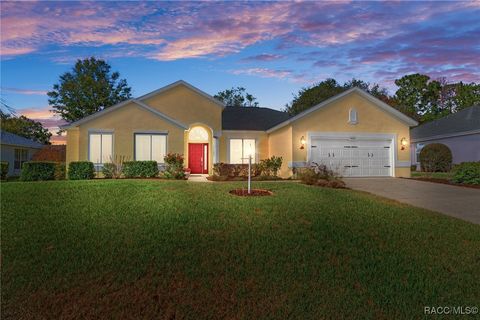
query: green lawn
[
  {"left": 411, "top": 171, "right": 453, "bottom": 180},
  {"left": 1, "top": 180, "right": 479, "bottom": 319}
]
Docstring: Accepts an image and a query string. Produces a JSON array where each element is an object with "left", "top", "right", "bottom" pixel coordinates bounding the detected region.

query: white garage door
[{"left": 310, "top": 138, "right": 393, "bottom": 177}]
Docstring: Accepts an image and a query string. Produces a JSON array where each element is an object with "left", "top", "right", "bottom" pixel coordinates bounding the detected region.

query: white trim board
[{"left": 266, "top": 87, "right": 418, "bottom": 133}]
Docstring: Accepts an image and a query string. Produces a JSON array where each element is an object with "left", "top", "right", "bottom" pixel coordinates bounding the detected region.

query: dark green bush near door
[
  {"left": 419, "top": 143, "right": 452, "bottom": 172},
  {"left": 1, "top": 161, "right": 8, "bottom": 180},
  {"left": 122, "top": 161, "right": 158, "bottom": 178},
  {"left": 20, "top": 162, "right": 56, "bottom": 181},
  {"left": 68, "top": 161, "right": 95, "bottom": 180},
  {"left": 452, "top": 162, "right": 480, "bottom": 185}
]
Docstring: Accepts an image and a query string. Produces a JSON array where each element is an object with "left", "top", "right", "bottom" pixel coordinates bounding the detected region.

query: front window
[
  {"left": 135, "top": 133, "right": 167, "bottom": 163},
  {"left": 229, "top": 138, "right": 256, "bottom": 164},
  {"left": 89, "top": 133, "right": 113, "bottom": 164},
  {"left": 14, "top": 149, "right": 28, "bottom": 170}
]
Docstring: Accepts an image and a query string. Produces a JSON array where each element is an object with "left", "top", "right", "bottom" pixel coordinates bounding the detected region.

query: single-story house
[
  {"left": 62, "top": 80, "right": 418, "bottom": 178},
  {"left": 1, "top": 131, "right": 44, "bottom": 176},
  {"left": 411, "top": 105, "right": 480, "bottom": 169}
]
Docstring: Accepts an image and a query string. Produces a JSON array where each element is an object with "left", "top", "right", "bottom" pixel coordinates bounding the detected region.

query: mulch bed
[
  {"left": 410, "top": 178, "right": 480, "bottom": 189},
  {"left": 229, "top": 189, "right": 273, "bottom": 196}
]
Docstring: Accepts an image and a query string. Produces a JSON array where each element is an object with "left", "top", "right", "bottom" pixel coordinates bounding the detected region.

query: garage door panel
[{"left": 311, "top": 137, "right": 392, "bottom": 177}]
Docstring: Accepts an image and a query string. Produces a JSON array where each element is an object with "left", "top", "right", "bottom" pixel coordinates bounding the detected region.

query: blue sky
[{"left": 1, "top": 1, "right": 479, "bottom": 143}]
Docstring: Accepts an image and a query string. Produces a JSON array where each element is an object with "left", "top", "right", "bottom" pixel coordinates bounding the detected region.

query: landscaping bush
[
  {"left": 68, "top": 161, "right": 95, "bottom": 180},
  {"left": 259, "top": 156, "right": 283, "bottom": 177},
  {"left": 163, "top": 153, "right": 185, "bottom": 179},
  {"left": 452, "top": 162, "right": 480, "bottom": 185},
  {"left": 54, "top": 163, "right": 66, "bottom": 180},
  {"left": 102, "top": 163, "right": 117, "bottom": 179},
  {"left": 21, "top": 162, "right": 56, "bottom": 181},
  {"left": 102, "top": 155, "right": 129, "bottom": 179},
  {"left": 1, "top": 161, "right": 8, "bottom": 180},
  {"left": 213, "top": 163, "right": 262, "bottom": 178},
  {"left": 122, "top": 161, "right": 158, "bottom": 178},
  {"left": 419, "top": 143, "right": 452, "bottom": 172},
  {"left": 298, "top": 162, "right": 345, "bottom": 188}
]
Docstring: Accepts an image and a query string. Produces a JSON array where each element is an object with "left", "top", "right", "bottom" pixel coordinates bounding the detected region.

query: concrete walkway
[
  {"left": 187, "top": 174, "right": 211, "bottom": 182},
  {"left": 344, "top": 178, "right": 480, "bottom": 225}
]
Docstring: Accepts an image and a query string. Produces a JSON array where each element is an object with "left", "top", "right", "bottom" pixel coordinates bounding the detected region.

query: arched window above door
[{"left": 188, "top": 126, "right": 209, "bottom": 141}]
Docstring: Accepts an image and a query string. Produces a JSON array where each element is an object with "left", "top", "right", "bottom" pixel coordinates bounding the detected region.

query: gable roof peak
[
  {"left": 267, "top": 86, "right": 418, "bottom": 133},
  {"left": 137, "top": 80, "right": 225, "bottom": 108}
]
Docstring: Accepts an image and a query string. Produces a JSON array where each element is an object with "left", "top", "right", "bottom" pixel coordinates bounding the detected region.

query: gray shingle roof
[
  {"left": 411, "top": 105, "right": 480, "bottom": 140},
  {"left": 0, "top": 131, "right": 44, "bottom": 148},
  {"left": 222, "top": 106, "right": 291, "bottom": 131}
]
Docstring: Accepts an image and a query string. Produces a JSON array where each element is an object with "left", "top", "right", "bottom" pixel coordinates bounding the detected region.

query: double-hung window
[
  {"left": 135, "top": 133, "right": 167, "bottom": 163},
  {"left": 229, "top": 138, "right": 256, "bottom": 164},
  {"left": 89, "top": 132, "right": 113, "bottom": 164},
  {"left": 14, "top": 149, "right": 28, "bottom": 170}
]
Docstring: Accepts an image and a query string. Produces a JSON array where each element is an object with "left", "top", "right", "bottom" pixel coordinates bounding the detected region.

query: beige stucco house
[{"left": 62, "top": 80, "right": 418, "bottom": 178}]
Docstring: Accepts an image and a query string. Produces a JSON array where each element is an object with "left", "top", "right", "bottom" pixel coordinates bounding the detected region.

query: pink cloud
[
  {"left": 231, "top": 68, "right": 293, "bottom": 79},
  {"left": 1, "top": 87, "right": 48, "bottom": 95}
]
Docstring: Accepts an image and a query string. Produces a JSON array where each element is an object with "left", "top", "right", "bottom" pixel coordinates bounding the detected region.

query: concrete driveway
[{"left": 344, "top": 178, "right": 480, "bottom": 225}]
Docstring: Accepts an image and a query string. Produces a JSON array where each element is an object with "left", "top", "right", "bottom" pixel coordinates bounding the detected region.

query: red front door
[{"left": 188, "top": 143, "right": 208, "bottom": 174}]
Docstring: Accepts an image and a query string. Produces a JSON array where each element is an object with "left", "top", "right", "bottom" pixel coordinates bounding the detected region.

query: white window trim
[
  {"left": 134, "top": 132, "right": 168, "bottom": 164},
  {"left": 88, "top": 131, "right": 114, "bottom": 165},
  {"left": 227, "top": 138, "right": 257, "bottom": 164}
]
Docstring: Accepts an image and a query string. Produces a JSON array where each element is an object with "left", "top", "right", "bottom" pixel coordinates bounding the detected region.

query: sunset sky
[{"left": 1, "top": 1, "right": 479, "bottom": 144}]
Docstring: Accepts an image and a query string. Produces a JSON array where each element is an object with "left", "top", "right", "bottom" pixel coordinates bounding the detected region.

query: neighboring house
[
  {"left": 411, "top": 105, "right": 480, "bottom": 169},
  {"left": 62, "top": 80, "right": 418, "bottom": 178},
  {"left": 0, "top": 131, "right": 44, "bottom": 176}
]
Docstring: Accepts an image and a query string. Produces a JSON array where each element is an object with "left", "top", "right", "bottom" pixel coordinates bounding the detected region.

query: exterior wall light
[
  {"left": 300, "top": 136, "right": 306, "bottom": 149},
  {"left": 401, "top": 137, "right": 408, "bottom": 150}
]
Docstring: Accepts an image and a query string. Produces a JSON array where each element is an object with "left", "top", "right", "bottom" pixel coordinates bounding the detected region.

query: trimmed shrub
[
  {"left": 122, "top": 161, "right": 158, "bottom": 178},
  {"left": 1, "top": 161, "right": 8, "bottom": 180},
  {"left": 102, "top": 163, "right": 117, "bottom": 179},
  {"left": 419, "top": 143, "right": 452, "bottom": 172},
  {"left": 21, "top": 162, "right": 56, "bottom": 181},
  {"left": 54, "top": 163, "right": 66, "bottom": 180},
  {"left": 163, "top": 153, "right": 185, "bottom": 179},
  {"left": 68, "top": 161, "right": 95, "bottom": 180},
  {"left": 452, "top": 162, "right": 480, "bottom": 185}
]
